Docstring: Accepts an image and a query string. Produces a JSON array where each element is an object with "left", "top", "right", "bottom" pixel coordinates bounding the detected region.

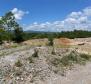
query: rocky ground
[{"left": 0, "top": 38, "right": 91, "bottom": 84}]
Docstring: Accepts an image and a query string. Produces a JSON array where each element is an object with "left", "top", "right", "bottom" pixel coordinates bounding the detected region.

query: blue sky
[{"left": 0, "top": 0, "right": 91, "bottom": 31}]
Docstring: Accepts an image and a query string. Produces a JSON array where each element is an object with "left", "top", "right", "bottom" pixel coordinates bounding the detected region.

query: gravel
[{"left": 0, "top": 45, "right": 91, "bottom": 84}]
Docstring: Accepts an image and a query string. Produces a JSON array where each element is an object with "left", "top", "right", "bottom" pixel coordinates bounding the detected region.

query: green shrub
[
  {"left": 0, "top": 38, "right": 2, "bottom": 44},
  {"left": 14, "top": 28, "right": 24, "bottom": 43},
  {"left": 48, "top": 35, "right": 54, "bottom": 46},
  {"left": 28, "top": 57, "right": 34, "bottom": 63},
  {"left": 51, "top": 58, "right": 61, "bottom": 66},
  {"left": 15, "top": 60, "right": 22, "bottom": 67},
  {"left": 32, "top": 49, "right": 38, "bottom": 57},
  {"left": 60, "top": 51, "right": 87, "bottom": 66},
  {"left": 51, "top": 47, "right": 56, "bottom": 55},
  {"left": 51, "top": 51, "right": 91, "bottom": 67},
  {"left": 80, "top": 54, "right": 91, "bottom": 60}
]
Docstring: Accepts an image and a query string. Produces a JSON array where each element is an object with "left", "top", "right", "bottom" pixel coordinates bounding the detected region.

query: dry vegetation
[{"left": 0, "top": 38, "right": 91, "bottom": 84}]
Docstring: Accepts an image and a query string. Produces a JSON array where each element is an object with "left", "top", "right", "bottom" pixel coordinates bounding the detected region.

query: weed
[
  {"left": 28, "top": 57, "right": 34, "bottom": 63},
  {"left": 51, "top": 47, "right": 56, "bottom": 55},
  {"left": 80, "top": 54, "right": 91, "bottom": 60},
  {"left": 51, "top": 58, "right": 61, "bottom": 66},
  {"left": 51, "top": 51, "right": 91, "bottom": 68},
  {"left": 32, "top": 49, "right": 38, "bottom": 57},
  {"left": 15, "top": 60, "right": 22, "bottom": 67}
]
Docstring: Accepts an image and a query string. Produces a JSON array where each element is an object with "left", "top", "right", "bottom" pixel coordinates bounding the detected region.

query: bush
[
  {"left": 0, "top": 36, "right": 2, "bottom": 44},
  {"left": 15, "top": 60, "right": 22, "bottom": 67},
  {"left": 51, "top": 51, "right": 91, "bottom": 67},
  {"left": 14, "top": 28, "right": 24, "bottom": 43},
  {"left": 51, "top": 58, "right": 61, "bottom": 66},
  {"left": 60, "top": 51, "right": 85, "bottom": 66},
  {"left": 32, "top": 49, "right": 38, "bottom": 57},
  {"left": 28, "top": 57, "right": 34, "bottom": 63},
  {"left": 48, "top": 36, "right": 54, "bottom": 46},
  {"left": 80, "top": 54, "right": 91, "bottom": 60},
  {"left": 51, "top": 47, "right": 56, "bottom": 55}
]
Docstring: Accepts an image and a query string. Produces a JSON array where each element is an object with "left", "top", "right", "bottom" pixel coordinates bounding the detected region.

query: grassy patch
[
  {"left": 51, "top": 51, "right": 91, "bottom": 68},
  {"left": 11, "top": 44, "right": 19, "bottom": 48}
]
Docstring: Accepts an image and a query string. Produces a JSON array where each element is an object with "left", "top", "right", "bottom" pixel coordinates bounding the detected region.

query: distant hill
[{"left": 24, "top": 30, "right": 58, "bottom": 33}]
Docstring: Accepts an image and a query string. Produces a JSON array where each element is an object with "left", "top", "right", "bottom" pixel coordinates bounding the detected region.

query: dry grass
[
  {"left": 50, "top": 51, "right": 91, "bottom": 68},
  {"left": 22, "top": 38, "right": 48, "bottom": 46}
]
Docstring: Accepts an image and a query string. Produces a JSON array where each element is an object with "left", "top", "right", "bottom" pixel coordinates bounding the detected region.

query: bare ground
[
  {"left": 1, "top": 37, "right": 91, "bottom": 84},
  {"left": 0, "top": 45, "right": 91, "bottom": 84}
]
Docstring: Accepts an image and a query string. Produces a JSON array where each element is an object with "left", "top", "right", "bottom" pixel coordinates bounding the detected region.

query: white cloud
[
  {"left": 68, "top": 12, "right": 82, "bottom": 19},
  {"left": 11, "top": 8, "right": 29, "bottom": 20},
  {"left": 83, "top": 7, "right": 91, "bottom": 16},
  {"left": 25, "top": 6, "right": 91, "bottom": 32},
  {"left": 78, "top": 16, "right": 87, "bottom": 23},
  {"left": 65, "top": 18, "right": 77, "bottom": 24},
  {"left": 0, "top": 17, "right": 2, "bottom": 20}
]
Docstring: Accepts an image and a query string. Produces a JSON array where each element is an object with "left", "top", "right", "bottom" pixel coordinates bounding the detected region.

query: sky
[{"left": 0, "top": 0, "right": 91, "bottom": 32}]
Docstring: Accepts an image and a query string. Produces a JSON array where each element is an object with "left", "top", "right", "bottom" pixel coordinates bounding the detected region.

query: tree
[
  {"left": 48, "top": 34, "right": 54, "bottom": 46},
  {"left": 0, "top": 12, "right": 16, "bottom": 41},
  {"left": 14, "top": 27, "right": 24, "bottom": 43},
  {"left": 1, "top": 12, "right": 16, "bottom": 31},
  {"left": 0, "top": 23, "right": 5, "bottom": 44},
  {"left": 0, "top": 11, "right": 24, "bottom": 42}
]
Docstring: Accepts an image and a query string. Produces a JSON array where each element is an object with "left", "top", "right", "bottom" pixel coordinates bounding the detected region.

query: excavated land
[{"left": 0, "top": 38, "right": 91, "bottom": 84}]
